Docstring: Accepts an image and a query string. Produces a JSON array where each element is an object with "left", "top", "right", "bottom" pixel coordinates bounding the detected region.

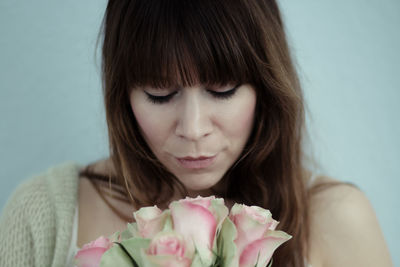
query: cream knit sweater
[{"left": 0, "top": 162, "right": 81, "bottom": 267}]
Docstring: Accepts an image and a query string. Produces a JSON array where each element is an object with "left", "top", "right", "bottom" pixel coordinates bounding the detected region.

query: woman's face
[{"left": 129, "top": 83, "right": 256, "bottom": 195}]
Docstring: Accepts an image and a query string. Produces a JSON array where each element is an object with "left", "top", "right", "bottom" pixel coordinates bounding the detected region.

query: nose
[{"left": 175, "top": 91, "right": 213, "bottom": 141}]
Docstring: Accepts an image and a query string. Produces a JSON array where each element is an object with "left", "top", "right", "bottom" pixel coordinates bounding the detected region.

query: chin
[
  {"left": 174, "top": 172, "right": 226, "bottom": 196},
  {"left": 180, "top": 181, "right": 218, "bottom": 196}
]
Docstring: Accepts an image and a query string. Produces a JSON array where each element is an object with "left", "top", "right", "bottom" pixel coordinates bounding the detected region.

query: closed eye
[
  {"left": 144, "top": 84, "right": 240, "bottom": 104},
  {"left": 144, "top": 91, "right": 177, "bottom": 104},
  {"left": 207, "top": 85, "right": 239, "bottom": 100}
]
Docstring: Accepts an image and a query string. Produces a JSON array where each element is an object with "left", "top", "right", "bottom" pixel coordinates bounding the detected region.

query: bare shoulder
[
  {"left": 77, "top": 159, "right": 134, "bottom": 247},
  {"left": 308, "top": 176, "right": 393, "bottom": 267}
]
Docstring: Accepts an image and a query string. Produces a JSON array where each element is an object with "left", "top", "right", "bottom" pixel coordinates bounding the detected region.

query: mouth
[{"left": 176, "top": 155, "right": 217, "bottom": 169}]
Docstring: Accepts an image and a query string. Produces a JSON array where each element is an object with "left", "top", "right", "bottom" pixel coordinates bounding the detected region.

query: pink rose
[
  {"left": 142, "top": 231, "right": 192, "bottom": 267},
  {"left": 169, "top": 196, "right": 229, "bottom": 266},
  {"left": 229, "top": 204, "right": 292, "bottom": 267},
  {"left": 134, "top": 206, "right": 169, "bottom": 239},
  {"left": 74, "top": 236, "right": 114, "bottom": 267}
]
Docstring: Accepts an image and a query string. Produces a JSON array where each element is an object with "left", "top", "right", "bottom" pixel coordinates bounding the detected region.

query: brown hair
[{"left": 81, "top": 0, "right": 320, "bottom": 265}]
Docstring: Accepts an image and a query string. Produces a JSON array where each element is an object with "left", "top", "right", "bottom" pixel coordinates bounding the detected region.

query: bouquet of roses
[{"left": 74, "top": 196, "right": 291, "bottom": 267}]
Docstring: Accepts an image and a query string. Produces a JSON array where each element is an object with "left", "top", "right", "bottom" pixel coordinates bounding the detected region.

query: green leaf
[
  {"left": 119, "top": 238, "right": 151, "bottom": 266},
  {"left": 116, "top": 242, "right": 139, "bottom": 267},
  {"left": 218, "top": 217, "right": 238, "bottom": 267},
  {"left": 100, "top": 243, "right": 136, "bottom": 267},
  {"left": 100, "top": 237, "right": 150, "bottom": 267}
]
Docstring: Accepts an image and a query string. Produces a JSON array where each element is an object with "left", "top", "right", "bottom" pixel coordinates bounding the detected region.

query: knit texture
[{"left": 0, "top": 162, "right": 80, "bottom": 267}]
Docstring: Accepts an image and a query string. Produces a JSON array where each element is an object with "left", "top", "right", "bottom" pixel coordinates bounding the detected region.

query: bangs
[{"left": 117, "top": 0, "right": 263, "bottom": 89}]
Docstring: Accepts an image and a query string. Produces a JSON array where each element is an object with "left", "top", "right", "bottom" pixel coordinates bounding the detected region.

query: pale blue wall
[
  {"left": 1, "top": 0, "right": 398, "bottom": 264},
  {"left": 279, "top": 0, "right": 399, "bottom": 264}
]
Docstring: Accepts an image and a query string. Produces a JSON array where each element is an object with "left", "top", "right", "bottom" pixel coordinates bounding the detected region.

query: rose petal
[
  {"left": 181, "top": 196, "right": 214, "bottom": 209},
  {"left": 170, "top": 201, "right": 217, "bottom": 263},
  {"left": 75, "top": 247, "right": 109, "bottom": 267},
  {"left": 230, "top": 204, "right": 277, "bottom": 255},
  {"left": 239, "top": 230, "right": 292, "bottom": 267},
  {"left": 147, "top": 231, "right": 187, "bottom": 258},
  {"left": 82, "top": 236, "right": 112, "bottom": 250},
  {"left": 143, "top": 254, "right": 192, "bottom": 267},
  {"left": 134, "top": 206, "right": 168, "bottom": 238}
]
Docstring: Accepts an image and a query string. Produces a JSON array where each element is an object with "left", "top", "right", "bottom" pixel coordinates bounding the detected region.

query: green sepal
[
  {"left": 109, "top": 231, "right": 120, "bottom": 242},
  {"left": 189, "top": 253, "right": 204, "bottom": 267},
  {"left": 126, "top": 222, "right": 140, "bottom": 237},
  {"left": 161, "top": 210, "right": 173, "bottom": 231},
  {"left": 218, "top": 217, "right": 238, "bottom": 267},
  {"left": 121, "top": 227, "right": 135, "bottom": 240}
]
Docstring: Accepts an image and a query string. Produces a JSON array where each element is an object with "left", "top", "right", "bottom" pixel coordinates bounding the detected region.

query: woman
[{"left": 0, "top": 0, "right": 392, "bottom": 266}]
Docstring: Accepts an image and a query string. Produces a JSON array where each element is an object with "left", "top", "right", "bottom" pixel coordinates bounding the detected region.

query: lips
[
  {"left": 179, "top": 156, "right": 214, "bottom": 160},
  {"left": 176, "top": 155, "right": 217, "bottom": 169}
]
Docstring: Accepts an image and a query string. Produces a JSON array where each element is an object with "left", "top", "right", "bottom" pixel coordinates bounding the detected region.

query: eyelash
[
  {"left": 145, "top": 92, "right": 177, "bottom": 104},
  {"left": 145, "top": 86, "right": 239, "bottom": 104}
]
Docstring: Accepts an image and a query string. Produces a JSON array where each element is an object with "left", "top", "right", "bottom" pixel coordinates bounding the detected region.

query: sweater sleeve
[{"left": 0, "top": 174, "right": 55, "bottom": 267}]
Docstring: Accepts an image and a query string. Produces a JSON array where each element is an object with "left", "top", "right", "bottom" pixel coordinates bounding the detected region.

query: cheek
[
  {"left": 130, "top": 96, "right": 170, "bottom": 148},
  {"left": 218, "top": 93, "right": 256, "bottom": 139}
]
